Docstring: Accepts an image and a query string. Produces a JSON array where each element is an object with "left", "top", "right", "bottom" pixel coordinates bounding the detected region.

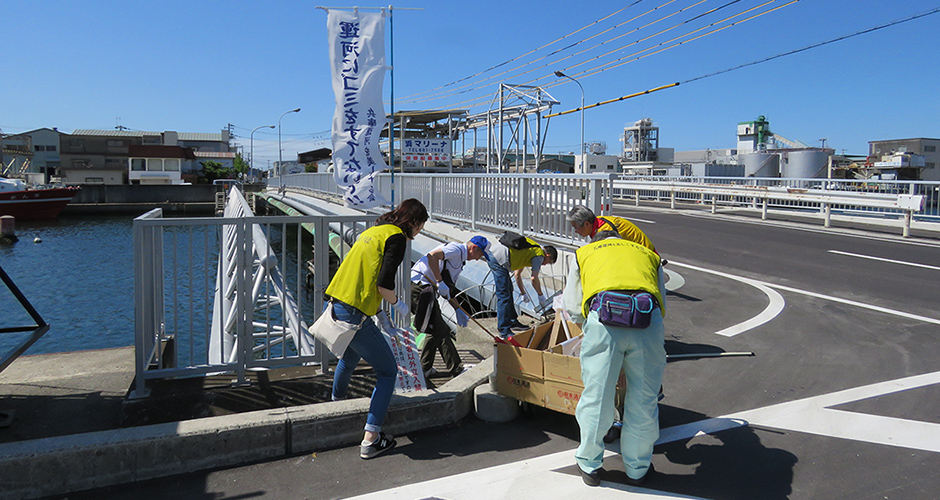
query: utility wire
[
  {"left": 573, "top": 0, "right": 794, "bottom": 80},
  {"left": 404, "top": 0, "right": 687, "bottom": 106},
  {"left": 546, "top": 4, "right": 940, "bottom": 118},
  {"left": 402, "top": 0, "right": 678, "bottom": 105},
  {"left": 434, "top": 0, "right": 788, "bottom": 112},
  {"left": 682, "top": 5, "right": 940, "bottom": 84},
  {"left": 396, "top": 0, "right": 646, "bottom": 101}
]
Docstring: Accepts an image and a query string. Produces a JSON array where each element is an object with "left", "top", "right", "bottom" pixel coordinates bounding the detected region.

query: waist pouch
[{"left": 590, "top": 290, "right": 657, "bottom": 329}]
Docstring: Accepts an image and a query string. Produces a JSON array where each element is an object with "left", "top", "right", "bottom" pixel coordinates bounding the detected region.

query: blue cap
[{"left": 469, "top": 235, "right": 490, "bottom": 252}]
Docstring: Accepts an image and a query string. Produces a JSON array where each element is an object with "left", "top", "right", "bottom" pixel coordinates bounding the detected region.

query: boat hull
[{"left": 0, "top": 187, "right": 81, "bottom": 220}]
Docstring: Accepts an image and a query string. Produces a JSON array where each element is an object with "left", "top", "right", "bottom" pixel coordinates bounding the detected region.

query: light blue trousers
[{"left": 575, "top": 310, "right": 665, "bottom": 480}]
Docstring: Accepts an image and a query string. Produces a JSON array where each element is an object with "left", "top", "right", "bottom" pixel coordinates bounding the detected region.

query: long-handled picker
[
  {"left": 415, "top": 271, "right": 523, "bottom": 347},
  {"left": 447, "top": 297, "right": 523, "bottom": 347}
]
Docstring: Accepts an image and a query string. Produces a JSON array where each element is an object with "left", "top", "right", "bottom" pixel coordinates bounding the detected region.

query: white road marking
[
  {"left": 726, "top": 370, "right": 940, "bottom": 453},
  {"left": 669, "top": 260, "right": 940, "bottom": 334},
  {"left": 769, "top": 282, "right": 940, "bottom": 326},
  {"left": 627, "top": 217, "right": 657, "bottom": 224},
  {"left": 348, "top": 442, "right": 706, "bottom": 500},
  {"left": 669, "top": 262, "right": 786, "bottom": 337},
  {"left": 828, "top": 250, "right": 940, "bottom": 272},
  {"left": 678, "top": 210, "right": 940, "bottom": 248},
  {"left": 664, "top": 268, "right": 685, "bottom": 292},
  {"left": 351, "top": 371, "right": 940, "bottom": 500}
]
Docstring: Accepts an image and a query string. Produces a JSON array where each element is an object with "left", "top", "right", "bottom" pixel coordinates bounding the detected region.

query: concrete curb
[{"left": 0, "top": 359, "right": 493, "bottom": 500}]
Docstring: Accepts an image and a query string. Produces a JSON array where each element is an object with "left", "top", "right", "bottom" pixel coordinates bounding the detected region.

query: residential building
[
  {"left": 129, "top": 145, "right": 196, "bottom": 185},
  {"left": 59, "top": 129, "right": 231, "bottom": 185}
]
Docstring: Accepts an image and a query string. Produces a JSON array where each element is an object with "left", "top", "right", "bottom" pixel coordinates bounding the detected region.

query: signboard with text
[{"left": 402, "top": 138, "right": 451, "bottom": 164}]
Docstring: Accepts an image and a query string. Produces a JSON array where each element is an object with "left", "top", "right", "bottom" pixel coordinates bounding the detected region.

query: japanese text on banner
[{"left": 326, "top": 9, "right": 388, "bottom": 209}]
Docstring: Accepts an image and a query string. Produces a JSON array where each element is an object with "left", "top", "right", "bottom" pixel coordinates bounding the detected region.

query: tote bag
[{"left": 308, "top": 301, "right": 364, "bottom": 357}]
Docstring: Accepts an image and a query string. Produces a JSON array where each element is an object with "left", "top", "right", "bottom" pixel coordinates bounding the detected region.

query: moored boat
[{"left": 0, "top": 177, "right": 80, "bottom": 220}]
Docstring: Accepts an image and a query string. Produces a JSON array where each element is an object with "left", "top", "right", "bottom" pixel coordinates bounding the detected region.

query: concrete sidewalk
[{"left": 0, "top": 316, "right": 514, "bottom": 500}]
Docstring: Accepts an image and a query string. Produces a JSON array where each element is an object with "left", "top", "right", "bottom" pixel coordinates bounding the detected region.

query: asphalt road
[{"left": 56, "top": 205, "right": 940, "bottom": 500}]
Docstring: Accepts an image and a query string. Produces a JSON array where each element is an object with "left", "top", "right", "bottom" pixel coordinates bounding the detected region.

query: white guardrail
[{"left": 272, "top": 173, "right": 938, "bottom": 238}]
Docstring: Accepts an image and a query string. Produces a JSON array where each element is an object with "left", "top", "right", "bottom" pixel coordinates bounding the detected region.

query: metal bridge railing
[
  {"left": 131, "top": 189, "right": 406, "bottom": 398},
  {"left": 272, "top": 173, "right": 938, "bottom": 239},
  {"left": 611, "top": 176, "right": 935, "bottom": 236},
  {"left": 274, "top": 172, "right": 613, "bottom": 250}
]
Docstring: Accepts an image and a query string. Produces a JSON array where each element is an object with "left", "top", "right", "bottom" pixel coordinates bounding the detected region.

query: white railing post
[
  {"left": 823, "top": 203, "right": 831, "bottom": 228},
  {"left": 232, "top": 217, "right": 252, "bottom": 387},
  {"left": 762, "top": 198, "right": 768, "bottom": 220},
  {"left": 904, "top": 210, "right": 912, "bottom": 237},
  {"left": 429, "top": 176, "right": 436, "bottom": 217},
  {"left": 588, "top": 177, "right": 604, "bottom": 215},
  {"left": 518, "top": 177, "right": 530, "bottom": 232},
  {"left": 313, "top": 215, "right": 331, "bottom": 374},
  {"left": 471, "top": 177, "right": 480, "bottom": 230}
]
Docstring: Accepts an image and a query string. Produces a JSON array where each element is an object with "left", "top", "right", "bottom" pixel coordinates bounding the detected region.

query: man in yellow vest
[
  {"left": 566, "top": 205, "right": 655, "bottom": 252},
  {"left": 563, "top": 230, "right": 666, "bottom": 487},
  {"left": 485, "top": 235, "right": 557, "bottom": 338}
]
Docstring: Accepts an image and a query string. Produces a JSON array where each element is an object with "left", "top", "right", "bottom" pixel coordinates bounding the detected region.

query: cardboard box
[
  {"left": 495, "top": 372, "right": 545, "bottom": 407},
  {"left": 495, "top": 332, "right": 544, "bottom": 379},
  {"left": 543, "top": 380, "right": 584, "bottom": 415},
  {"left": 543, "top": 348, "right": 583, "bottom": 385},
  {"left": 495, "top": 318, "right": 589, "bottom": 415}
]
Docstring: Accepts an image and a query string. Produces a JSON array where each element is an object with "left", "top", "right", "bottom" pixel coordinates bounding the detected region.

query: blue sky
[{"left": 2, "top": 0, "right": 938, "bottom": 168}]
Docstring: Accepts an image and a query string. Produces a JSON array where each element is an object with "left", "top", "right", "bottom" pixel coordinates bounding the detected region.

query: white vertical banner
[{"left": 327, "top": 9, "right": 389, "bottom": 209}]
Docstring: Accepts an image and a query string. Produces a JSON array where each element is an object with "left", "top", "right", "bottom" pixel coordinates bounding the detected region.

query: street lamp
[
  {"left": 278, "top": 108, "right": 301, "bottom": 181},
  {"left": 250, "top": 125, "right": 275, "bottom": 181},
  {"left": 554, "top": 71, "right": 584, "bottom": 171}
]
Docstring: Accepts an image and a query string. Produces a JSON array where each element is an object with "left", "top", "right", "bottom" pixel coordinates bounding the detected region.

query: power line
[
  {"left": 682, "top": 5, "right": 940, "bottom": 84},
  {"left": 429, "top": 0, "right": 792, "bottom": 112},
  {"left": 396, "top": 0, "right": 647, "bottom": 101},
  {"left": 544, "top": 4, "right": 940, "bottom": 118}
]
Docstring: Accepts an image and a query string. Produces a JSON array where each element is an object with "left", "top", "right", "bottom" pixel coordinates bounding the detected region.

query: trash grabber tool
[
  {"left": 666, "top": 351, "right": 755, "bottom": 360},
  {"left": 416, "top": 270, "right": 523, "bottom": 347},
  {"left": 447, "top": 297, "right": 522, "bottom": 347}
]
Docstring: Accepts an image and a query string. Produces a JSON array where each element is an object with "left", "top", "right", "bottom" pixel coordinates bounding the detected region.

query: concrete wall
[{"left": 71, "top": 184, "right": 219, "bottom": 204}]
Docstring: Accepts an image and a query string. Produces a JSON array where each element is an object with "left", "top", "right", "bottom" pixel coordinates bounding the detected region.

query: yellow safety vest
[
  {"left": 325, "top": 223, "right": 403, "bottom": 316},
  {"left": 597, "top": 216, "right": 655, "bottom": 252},
  {"left": 509, "top": 238, "right": 545, "bottom": 271},
  {"left": 576, "top": 237, "right": 664, "bottom": 318}
]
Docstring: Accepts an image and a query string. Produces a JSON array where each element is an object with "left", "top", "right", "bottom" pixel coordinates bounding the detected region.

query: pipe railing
[{"left": 271, "top": 173, "right": 938, "bottom": 238}]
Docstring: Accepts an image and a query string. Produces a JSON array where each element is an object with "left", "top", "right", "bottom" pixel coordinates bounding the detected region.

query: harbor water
[
  {"left": 0, "top": 214, "right": 319, "bottom": 359},
  {"left": 1, "top": 215, "right": 136, "bottom": 356}
]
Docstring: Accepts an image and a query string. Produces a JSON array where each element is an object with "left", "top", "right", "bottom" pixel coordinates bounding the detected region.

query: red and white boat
[{"left": 0, "top": 177, "right": 80, "bottom": 220}]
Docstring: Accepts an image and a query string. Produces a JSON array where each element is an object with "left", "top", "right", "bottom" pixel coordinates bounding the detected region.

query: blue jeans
[
  {"left": 486, "top": 255, "right": 518, "bottom": 337},
  {"left": 330, "top": 301, "right": 399, "bottom": 433}
]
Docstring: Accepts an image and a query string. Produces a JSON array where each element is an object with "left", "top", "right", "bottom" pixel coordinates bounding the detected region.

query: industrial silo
[
  {"left": 781, "top": 149, "right": 833, "bottom": 178},
  {"left": 742, "top": 152, "right": 779, "bottom": 177}
]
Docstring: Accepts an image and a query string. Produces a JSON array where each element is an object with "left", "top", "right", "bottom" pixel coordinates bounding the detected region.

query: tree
[
  {"left": 233, "top": 153, "right": 250, "bottom": 178},
  {"left": 200, "top": 160, "right": 228, "bottom": 182}
]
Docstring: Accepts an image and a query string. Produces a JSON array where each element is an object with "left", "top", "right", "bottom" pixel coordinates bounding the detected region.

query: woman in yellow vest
[
  {"left": 563, "top": 230, "right": 666, "bottom": 487},
  {"left": 326, "top": 198, "right": 428, "bottom": 460}
]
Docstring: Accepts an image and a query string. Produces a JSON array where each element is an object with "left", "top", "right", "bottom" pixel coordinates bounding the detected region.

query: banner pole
[{"left": 388, "top": 5, "right": 395, "bottom": 206}]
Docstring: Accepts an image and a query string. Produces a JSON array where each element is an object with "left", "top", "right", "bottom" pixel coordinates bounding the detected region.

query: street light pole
[
  {"left": 554, "top": 71, "right": 584, "bottom": 172},
  {"left": 278, "top": 108, "right": 301, "bottom": 185},
  {"left": 250, "top": 125, "right": 275, "bottom": 181}
]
